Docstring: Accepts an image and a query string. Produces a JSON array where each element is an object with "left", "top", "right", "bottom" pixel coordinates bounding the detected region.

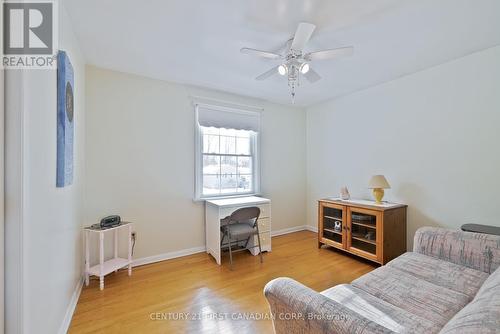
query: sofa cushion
[
  {"left": 386, "top": 252, "right": 489, "bottom": 299},
  {"left": 321, "top": 284, "right": 441, "bottom": 333},
  {"left": 439, "top": 267, "right": 500, "bottom": 333},
  {"left": 352, "top": 266, "right": 470, "bottom": 327},
  {"left": 413, "top": 227, "right": 500, "bottom": 274}
]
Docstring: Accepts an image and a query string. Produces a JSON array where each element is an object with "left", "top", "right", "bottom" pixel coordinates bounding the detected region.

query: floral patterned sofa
[{"left": 264, "top": 227, "right": 500, "bottom": 333}]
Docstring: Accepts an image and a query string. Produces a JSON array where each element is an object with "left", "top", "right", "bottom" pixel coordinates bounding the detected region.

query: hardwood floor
[{"left": 69, "top": 231, "right": 376, "bottom": 334}]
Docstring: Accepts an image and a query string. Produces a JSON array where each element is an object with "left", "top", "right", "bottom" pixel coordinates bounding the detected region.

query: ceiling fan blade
[
  {"left": 303, "top": 68, "right": 321, "bottom": 83},
  {"left": 240, "top": 47, "right": 282, "bottom": 60},
  {"left": 305, "top": 47, "right": 354, "bottom": 61},
  {"left": 291, "top": 22, "right": 316, "bottom": 51},
  {"left": 255, "top": 66, "right": 279, "bottom": 80}
]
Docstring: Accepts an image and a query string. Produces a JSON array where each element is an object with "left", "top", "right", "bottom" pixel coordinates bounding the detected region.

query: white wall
[
  {"left": 85, "top": 66, "right": 306, "bottom": 261},
  {"left": 307, "top": 46, "right": 500, "bottom": 248},
  {"left": 5, "top": 2, "right": 86, "bottom": 334}
]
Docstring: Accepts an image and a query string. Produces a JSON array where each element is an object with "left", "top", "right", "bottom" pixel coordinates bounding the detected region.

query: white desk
[
  {"left": 84, "top": 222, "right": 133, "bottom": 290},
  {"left": 205, "top": 196, "right": 271, "bottom": 265}
]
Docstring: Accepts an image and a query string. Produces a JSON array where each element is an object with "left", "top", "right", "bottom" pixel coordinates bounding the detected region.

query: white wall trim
[
  {"left": 132, "top": 246, "right": 207, "bottom": 267},
  {"left": 57, "top": 227, "right": 315, "bottom": 331},
  {"left": 131, "top": 227, "right": 317, "bottom": 268},
  {"left": 57, "top": 227, "right": 317, "bottom": 332},
  {"left": 0, "top": 32, "right": 5, "bottom": 333},
  {"left": 304, "top": 225, "right": 318, "bottom": 233},
  {"left": 271, "top": 225, "right": 307, "bottom": 237},
  {"left": 5, "top": 70, "right": 28, "bottom": 334},
  {"left": 271, "top": 225, "right": 318, "bottom": 236},
  {"left": 58, "top": 278, "right": 84, "bottom": 334},
  {"left": 20, "top": 69, "right": 29, "bottom": 334}
]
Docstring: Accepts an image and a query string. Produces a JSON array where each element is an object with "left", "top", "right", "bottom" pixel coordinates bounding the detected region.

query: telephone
[
  {"left": 334, "top": 220, "right": 342, "bottom": 232},
  {"left": 100, "top": 215, "right": 121, "bottom": 228}
]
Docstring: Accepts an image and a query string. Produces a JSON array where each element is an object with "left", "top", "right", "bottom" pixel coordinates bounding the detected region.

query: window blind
[{"left": 196, "top": 105, "right": 260, "bottom": 132}]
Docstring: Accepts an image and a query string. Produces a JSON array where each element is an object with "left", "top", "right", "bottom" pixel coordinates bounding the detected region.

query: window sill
[{"left": 193, "top": 193, "right": 261, "bottom": 203}]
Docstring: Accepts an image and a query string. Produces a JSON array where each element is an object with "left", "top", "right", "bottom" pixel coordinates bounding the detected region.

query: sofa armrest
[
  {"left": 263, "top": 277, "right": 392, "bottom": 334},
  {"left": 413, "top": 226, "right": 500, "bottom": 273}
]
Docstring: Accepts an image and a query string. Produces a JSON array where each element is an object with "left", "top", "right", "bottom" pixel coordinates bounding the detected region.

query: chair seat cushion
[
  {"left": 321, "top": 284, "right": 440, "bottom": 333},
  {"left": 352, "top": 266, "right": 470, "bottom": 327},
  {"left": 386, "top": 252, "right": 489, "bottom": 299},
  {"left": 222, "top": 222, "right": 255, "bottom": 237}
]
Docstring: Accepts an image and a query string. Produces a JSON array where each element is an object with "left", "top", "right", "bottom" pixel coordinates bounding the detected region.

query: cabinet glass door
[
  {"left": 347, "top": 208, "right": 380, "bottom": 260},
  {"left": 320, "top": 203, "right": 345, "bottom": 248}
]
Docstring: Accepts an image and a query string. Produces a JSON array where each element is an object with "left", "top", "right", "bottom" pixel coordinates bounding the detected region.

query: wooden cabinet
[{"left": 318, "top": 199, "right": 407, "bottom": 265}]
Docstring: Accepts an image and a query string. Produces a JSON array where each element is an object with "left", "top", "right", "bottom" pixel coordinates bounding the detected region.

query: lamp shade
[{"left": 368, "top": 175, "right": 391, "bottom": 189}]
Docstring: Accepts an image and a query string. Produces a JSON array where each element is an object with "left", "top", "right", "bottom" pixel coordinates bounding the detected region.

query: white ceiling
[{"left": 64, "top": 0, "right": 500, "bottom": 107}]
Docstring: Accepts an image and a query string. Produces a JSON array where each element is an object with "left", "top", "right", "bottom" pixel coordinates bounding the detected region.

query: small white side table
[{"left": 84, "top": 222, "right": 133, "bottom": 290}]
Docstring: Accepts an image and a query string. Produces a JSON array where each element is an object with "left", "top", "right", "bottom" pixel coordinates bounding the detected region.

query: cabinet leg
[
  {"left": 128, "top": 224, "right": 132, "bottom": 276},
  {"left": 85, "top": 231, "right": 90, "bottom": 287},
  {"left": 99, "top": 233, "right": 104, "bottom": 290},
  {"left": 318, "top": 241, "right": 322, "bottom": 249}
]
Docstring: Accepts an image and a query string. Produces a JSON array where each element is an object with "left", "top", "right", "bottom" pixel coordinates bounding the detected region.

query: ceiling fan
[{"left": 241, "top": 22, "right": 353, "bottom": 103}]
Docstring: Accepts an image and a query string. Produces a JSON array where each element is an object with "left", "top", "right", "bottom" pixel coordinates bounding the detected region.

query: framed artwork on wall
[{"left": 56, "top": 50, "right": 75, "bottom": 187}]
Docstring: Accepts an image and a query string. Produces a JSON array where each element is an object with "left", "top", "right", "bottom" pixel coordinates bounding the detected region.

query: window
[{"left": 195, "top": 103, "right": 260, "bottom": 200}]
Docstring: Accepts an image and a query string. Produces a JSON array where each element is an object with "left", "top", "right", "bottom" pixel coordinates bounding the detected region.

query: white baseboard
[
  {"left": 304, "top": 225, "right": 318, "bottom": 233},
  {"left": 271, "top": 225, "right": 308, "bottom": 236},
  {"left": 132, "top": 246, "right": 207, "bottom": 267},
  {"left": 133, "top": 226, "right": 317, "bottom": 267},
  {"left": 58, "top": 276, "right": 84, "bottom": 334},
  {"left": 271, "top": 225, "right": 318, "bottom": 236},
  {"left": 58, "top": 226, "right": 318, "bottom": 332},
  {"left": 56, "top": 247, "right": 209, "bottom": 333}
]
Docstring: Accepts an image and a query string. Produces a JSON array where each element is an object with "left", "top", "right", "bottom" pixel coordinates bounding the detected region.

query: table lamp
[{"left": 368, "top": 175, "right": 390, "bottom": 204}]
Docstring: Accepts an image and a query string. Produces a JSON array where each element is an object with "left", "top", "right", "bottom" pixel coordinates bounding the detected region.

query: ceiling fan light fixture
[
  {"left": 278, "top": 64, "right": 288, "bottom": 76},
  {"left": 300, "top": 62, "right": 310, "bottom": 74},
  {"left": 242, "top": 22, "right": 354, "bottom": 102}
]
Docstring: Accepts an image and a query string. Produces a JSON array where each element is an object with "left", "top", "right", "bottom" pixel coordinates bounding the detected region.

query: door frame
[
  {"left": 4, "top": 68, "right": 27, "bottom": 334},
  {"left": 1, "top": 48, "right": 4, "bottom": 334}
]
